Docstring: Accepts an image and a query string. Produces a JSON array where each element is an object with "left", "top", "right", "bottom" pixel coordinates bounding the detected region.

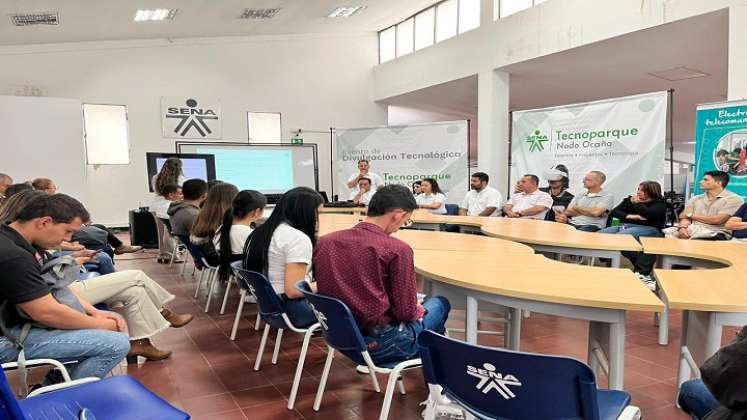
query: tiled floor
[{"left": 110, "top": 251, "right": 733, "bottom": 420}]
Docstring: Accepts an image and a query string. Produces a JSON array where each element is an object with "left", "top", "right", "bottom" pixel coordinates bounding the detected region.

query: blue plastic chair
[
  {"left": 445, "top": 204, "right": 459, "bottom": 216},
  {"left": 230, "top": 262, "right": 319, "bottom": 410},
  {"left": 417, "top": 330, "right": 640, "bottom": 420},
  {"left": 296, "top": 282, "right": 422, "bottom": 420},
  {"left": 0, "top": 371, "right": 189, "bottom": 420}
]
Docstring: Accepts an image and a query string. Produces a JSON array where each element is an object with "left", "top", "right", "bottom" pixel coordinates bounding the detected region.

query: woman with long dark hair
[
  {"left": 216, "top": 190, "right": 267, "bottom": 282},
  {"left": 153, "top": 157, "right": 185, "bottom": 196},
  {"left": 415, "top": 178, "right": 447, "bottom": 214},
  {"left": 190, "top": 182, "right": 239, "bottom": 266},
  {"left": 243, "top": 187, "right": 323, "bottom": 327}
]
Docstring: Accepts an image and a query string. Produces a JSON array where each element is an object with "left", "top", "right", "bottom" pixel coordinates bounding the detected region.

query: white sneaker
[
  {"left": 243, "top": 294, "right": 257, "bottom": 303},
  {"left": 636, "top": 273, "right": 657, "bottom": 291},
  {"left": 419, "top": 396, "right": 465, "bottom": 419}
]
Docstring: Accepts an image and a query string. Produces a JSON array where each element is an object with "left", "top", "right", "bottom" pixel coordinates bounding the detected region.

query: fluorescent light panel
[
  {"left": 134, "top": 9, "right": 177, "bottom": 22},
  {"left": 327, "top": 6, "right": 367, "bottom": 18}
]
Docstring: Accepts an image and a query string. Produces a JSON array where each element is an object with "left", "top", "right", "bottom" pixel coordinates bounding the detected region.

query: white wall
[{"left": 0, "top": 34, "right": 387, "bottom": 225}]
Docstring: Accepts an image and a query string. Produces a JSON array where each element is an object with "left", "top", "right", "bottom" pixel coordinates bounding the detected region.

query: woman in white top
[
  {"left": 415, "top": 178, "right": 447, "bottom": 215},
  {"left": 216, "top": 190, "right": 267, "bottom": 283},
  {"left": 243, "top": 187, "right": 324, "bottom": 328}
]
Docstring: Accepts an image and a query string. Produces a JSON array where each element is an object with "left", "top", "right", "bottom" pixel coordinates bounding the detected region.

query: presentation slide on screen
[{"left": 156, "top": 157, "right": 208, "bottom": 181}]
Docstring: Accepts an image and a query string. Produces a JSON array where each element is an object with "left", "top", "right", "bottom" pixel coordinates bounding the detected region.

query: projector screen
[{"left": 177, "top": 143, "right": 318, "bottom": 194}]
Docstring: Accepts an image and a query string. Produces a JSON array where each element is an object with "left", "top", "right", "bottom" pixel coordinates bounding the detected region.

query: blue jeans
[
  {"left": 362, "top": 296, "right": 451, "bottom": 366},
  {"left": 571, "top": 224, "right": 600, "bottom": 232},
  {"left": 600, "top": 224, "right": 663, "bottom": 275},
  {"left": 85, "top": 252, "right": 116, "bottom": 275},
  {"left": 281, "top": 296, "right": 318, "bottom": 329},
  {"left": 0, "top": 327, "right": 130, "bottom": 383},
  {"left": 678, "top": 379, "right": 720, "bottom": 419}
]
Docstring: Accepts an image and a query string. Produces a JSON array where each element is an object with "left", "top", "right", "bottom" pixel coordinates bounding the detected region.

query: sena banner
[
  {"left": 335, "top": 121, "right": 469, "bottom": 203},
  {"left": 161, "top": 97, "right": 222, "bottom": 139},
  {"left": 511, "top": 91, "right": 668, "bottom": 203},
  {"left": 693, "top": 100, "right": 747, "bottom": 197}
]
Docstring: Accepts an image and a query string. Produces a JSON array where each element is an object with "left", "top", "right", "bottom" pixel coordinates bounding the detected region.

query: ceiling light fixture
[
  {"left": 134, "top": 9, "right": 178, "bottom": 22},
  {"left": 648, "top": 67, "right": 710, "bottom": 82},
  {"left": 239, "top": 8, "right": 281, "bottom": 19},
  {"left": 327, "top": 6, "right": 367, "bottom": 18}
]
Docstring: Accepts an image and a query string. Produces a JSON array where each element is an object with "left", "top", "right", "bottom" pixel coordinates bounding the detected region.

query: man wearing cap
[{"left": 540, "top": 165, "right": 574, "bottom": 221}]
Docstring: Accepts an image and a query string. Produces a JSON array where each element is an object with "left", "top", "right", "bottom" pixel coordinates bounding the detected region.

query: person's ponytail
[{"left": 217, "top": 208, "right": 234, "bottom": 281}]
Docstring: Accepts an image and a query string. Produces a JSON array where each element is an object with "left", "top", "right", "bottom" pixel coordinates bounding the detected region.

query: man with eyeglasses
[{"left": 313, "top": 184, "right": 450, "bottom": 365}]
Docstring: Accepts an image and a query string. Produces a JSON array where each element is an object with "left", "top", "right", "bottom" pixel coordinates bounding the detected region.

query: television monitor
[{"left": 145, "top": 152, "right": 216, "bottom": 192}]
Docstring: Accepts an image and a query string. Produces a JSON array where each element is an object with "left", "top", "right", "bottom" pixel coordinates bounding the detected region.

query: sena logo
[
  {"left": 467, "top": 363, "right": 522, "bottom": 400},
  {"left": 165, "top": 98, "right": 218, "bottom": 137},
  {"left": 526, "top": 129, "right": 549, "bottom": 152}
]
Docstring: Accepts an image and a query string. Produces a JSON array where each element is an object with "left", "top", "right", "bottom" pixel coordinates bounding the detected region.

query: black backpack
[{"left": 701, "top": 326, "right": 747, "bottom": 419}]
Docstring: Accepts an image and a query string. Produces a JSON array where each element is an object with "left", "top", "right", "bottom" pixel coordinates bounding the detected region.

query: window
[
  {"left": 247, "top": 112, "right": 282, "bottom": 143},
  {"left": 379, "top": 26, "right": 396, "bottom": 63},
  {"left": 435, "top": 0, "right": 458, "bottom": 42},
  {"left": 396, "top": 18, "right": 414, "bottom": 57},
  {"left": 83, "top": 104, "right": 130, "bottom": 164},
  {"left": 458, "top": 0, "right": 480, "bottom": 33},
  {"left": 500, "top": 0, "right": 542, "bottom": 18},
  {"left": 414, "top": 8, "right": 435, "bottom": 50}
]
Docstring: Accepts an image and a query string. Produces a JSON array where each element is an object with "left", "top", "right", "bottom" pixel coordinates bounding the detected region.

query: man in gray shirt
[
  {"left": 555, "top": 171, "right": 614, "bottom": 232},
  {"left": 167, "top": 178, "right": 207, "bottom": 237}
]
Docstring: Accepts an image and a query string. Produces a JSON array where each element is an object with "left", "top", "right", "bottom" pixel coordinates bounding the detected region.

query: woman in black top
[{"left": 600, "top": 181, "right": 667, "bottom": 286}]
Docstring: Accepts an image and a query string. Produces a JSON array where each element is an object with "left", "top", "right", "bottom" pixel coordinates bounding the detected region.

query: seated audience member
[
  {"left": 678, "top": 326, "right": 747, "bottom": 419},
  {"left": 216, "top": 190, "right": 267, "bottom": 283},
  {"left": 725, "top": 203, "right": 747, "bottom": 241},
  {"left": 347, "top": 159, "right": 383, "bottom": 193},
  {"left": 0, "top": 173, "right": 12, "bottom": 203},
  {"left": 503, "top": 174, "right": 553, "bottom": 220},
  {"left": 5, "top": 182, "right": 32, "bottom": 199},
  {"left": 314, "top": 185, "right": 450, "bottom": 365},
  {"left": 150, "top": 183, "right": 183, "bottom": 263},
  {"left": 0, "top": 192, "right": 194, "bottom": 362},
  {"left": 243, "top": 187, "right": 323, "bottom": 328},
  {"left": 1, "top": 191, "right": 117, "bottom": 275},
  {"left": 351, "top": 177, "right": 375, "bottom": 205},
  {"left": 415, "top": 178, "right": 447, "bottom": 215},
  {"left": 412, "top": 180, "right": 422, "bottom": 196},
  {"left": 664, "top": 171, "right": 743, "bottom": 240},
  {"left": 459, "top": 172, "right": 503, "bottom": 217},
  {"left": 190, "top": 182, "right": 239, "bottom": 267},
  {"left": 31, "top": 177, "right": 57, "bottom": 194},
  {"left": 152, "top": 157, "right": 186, "bottom": 193},
  {"left": 0, "top": 193, "right": 130, "bottom": 382},
  {"left": 600, "top": 181, "right": 667, "bottom": 289},
  {"left": 555, "top": 171, "right": 614, "bottom": 232},
  {"left": 168, "top": 178, "right": 208, "bottom": 238},
  {"left": 540, "top": 165, "right": 574, "bottom": 221}
]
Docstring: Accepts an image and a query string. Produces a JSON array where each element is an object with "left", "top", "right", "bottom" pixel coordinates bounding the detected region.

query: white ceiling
[
  {"left": 383, "top": 10, "right": 729, "bottom": 150},
  {"left": 0, "top": 0, "right": 438, "bottom": 45}
]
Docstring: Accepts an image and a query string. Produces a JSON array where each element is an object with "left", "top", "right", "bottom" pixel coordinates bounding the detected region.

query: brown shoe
[
  {"left": 114, "top": 244, "right": 143, "bottom": 255},
  {"left": 161, "top": 308, "right": 194, "bottom": 328},
  {"left": 126, "top": 338, "right": 172, "bottom": 363}
]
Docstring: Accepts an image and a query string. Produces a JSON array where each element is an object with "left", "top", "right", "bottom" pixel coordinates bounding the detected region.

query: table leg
[
  {"left": 608, "top": 319, "right": 626, "bottom": 390},
  {"left": 465, "top": 295, "right": 478, "bottom": 344},
  {"left": 677, "top": 311, "right": 721, "bottom": 387},
  {"left": 506, "top": 308, "right": 522, "bottom": 350},
  {"left": 658, "top": 285, "right": 669, "bottom": 346},
  {"left": 610, "top": 253, "right": 621, "bottom": 268}
]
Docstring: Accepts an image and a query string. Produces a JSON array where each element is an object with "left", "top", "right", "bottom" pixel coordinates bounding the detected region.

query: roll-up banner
[
  {"left": 694, "top": 100, "right": 747, "bottom": 197},
  {"left": 335, "top": 121, "right": 469, "bottom": 203},
  {"left": 511, "top": 91, "right": 668, "bottom": 203}
]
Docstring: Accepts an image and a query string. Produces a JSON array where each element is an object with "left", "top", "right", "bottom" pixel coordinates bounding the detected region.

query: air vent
[
  {"left": 239, "top": 8, "right": 281, "bottom": 20},
  {"left": 9, "top": 12, "right": 59, "bottom": 26}
]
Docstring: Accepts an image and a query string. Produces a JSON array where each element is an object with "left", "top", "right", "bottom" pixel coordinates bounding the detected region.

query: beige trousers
[{"left": 69, "top": 270, "right": 175, "bottom": 340}]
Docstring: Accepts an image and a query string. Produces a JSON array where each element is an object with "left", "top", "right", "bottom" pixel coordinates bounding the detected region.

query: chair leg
[
  {"left": 254, "top": 312, "right": 262, "bottom": 331},
  {"left": 169, "top": 241, "right": 178, "bottom": 267},
  {"left": 272, "top": 329, "right": 284, "bottom": 365},
  {"left": 361, "top": 352, "right": 381, "bottom": 393},
  {"left": 204, "top": 270, "right": 217, "bottom": 313},
  {"left": 397, "top": 376, "right": 406, "bottom": 395},
  {"left": 230, "top": 290, "right": 247, "bottom": 341},
  {"left": 313, "top": 346, "right": 335, "bottom": 411},
  {"left": 180, "top": 252, "right": 188, "bottom": 275},
  {"left": 254, "top": 324, "right": 271, "bottom": 371},
  {"left": 194, "top": 269, "right": 205, "bottom": 298},
  {"left": 220, "top": 278, "right": 233, "bottom": 315},
  {"left": 380, "top": 368, "right": 405, "bottom": 420},
  {"left": 288, "top": 325, "right": 319, "bottom": 410}
]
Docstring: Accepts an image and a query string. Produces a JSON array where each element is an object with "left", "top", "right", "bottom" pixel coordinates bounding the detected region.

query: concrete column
[
  {"left": 477, "top": 69, "right": 510, "bottom": 197},
  {"left": 729, "top": 5, "right": 747, "bottom": 100}
]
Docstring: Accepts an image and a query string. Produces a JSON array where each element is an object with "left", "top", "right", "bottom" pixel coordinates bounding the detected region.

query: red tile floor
[{"left": 111, "top": 251, "right": 736, "bottom": 420}]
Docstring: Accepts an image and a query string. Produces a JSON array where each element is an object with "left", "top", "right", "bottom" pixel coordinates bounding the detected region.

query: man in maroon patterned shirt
[{"left": 314, "top": 184, "right": 450, "bottom": 365}]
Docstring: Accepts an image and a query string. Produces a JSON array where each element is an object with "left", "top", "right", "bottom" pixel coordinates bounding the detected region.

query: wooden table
[
  {"left": 640, "top": 237, "right": 746, "bottom": 391},
  {"left": 318, "top": 214, "right": 664, "bottom": 390}
]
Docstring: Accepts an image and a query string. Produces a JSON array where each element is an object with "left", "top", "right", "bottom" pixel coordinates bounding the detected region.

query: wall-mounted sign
[{"left": 162, "top": 97, "right": 221, "bottom": 139}]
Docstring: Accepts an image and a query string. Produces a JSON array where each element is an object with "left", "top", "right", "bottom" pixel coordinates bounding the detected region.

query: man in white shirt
[
  {"left": 347, "top": 160, "right": 383, "bottom": 196},
  {"left": 459, "top": 172, "right": 503, "bottom": 217},
  {"left": 351, "top": 177, "right": 375, "bottom": 205},
  {"left": 503, "top": 175, "right": 553, "bottom": 220}
]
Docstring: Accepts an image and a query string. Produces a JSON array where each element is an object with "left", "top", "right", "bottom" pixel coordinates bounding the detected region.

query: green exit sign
[{"left": 291, "top": 136, "right": 303, "bottom": 144}]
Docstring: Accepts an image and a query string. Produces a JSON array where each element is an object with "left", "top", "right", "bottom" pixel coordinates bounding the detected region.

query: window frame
[{"left": 247, "top": 111, "right": 283, "bottom": 143}]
